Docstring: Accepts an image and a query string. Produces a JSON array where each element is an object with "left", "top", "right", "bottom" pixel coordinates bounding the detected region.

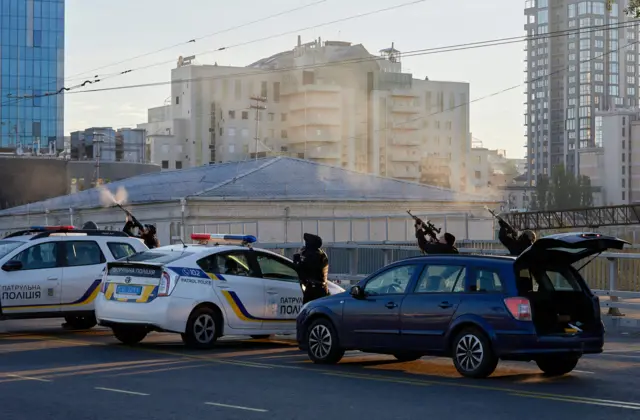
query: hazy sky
[{"left": 65, "top": 0, "right": 525, "bottom": 158}]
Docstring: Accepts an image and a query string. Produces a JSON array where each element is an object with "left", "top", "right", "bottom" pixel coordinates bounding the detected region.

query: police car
[
  {"left": 0, "top": 226, "right": 148, "bottom": 328},
  {"left": 95, "top": 233, "right": 345, "bottom": 349}
]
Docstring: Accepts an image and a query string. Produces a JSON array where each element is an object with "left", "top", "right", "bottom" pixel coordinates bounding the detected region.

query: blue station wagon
[{"left": 296, "top": 232, "right": 628, "bottom": 378}]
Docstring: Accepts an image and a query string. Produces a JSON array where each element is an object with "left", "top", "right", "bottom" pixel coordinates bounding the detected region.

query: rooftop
[{"left": 0, "top": 156, "right": 497, "bottom": 216}]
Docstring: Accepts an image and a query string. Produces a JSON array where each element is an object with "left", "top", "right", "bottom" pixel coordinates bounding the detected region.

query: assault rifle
[
  {"left": 116, "top": 204, "right": 145, "bottom": 232},
  {"left": 407, "top": 210, "right": 441, "bottom": 241},
  {"left": 484, "top": 206, "right": 518, "bottom": 237}
]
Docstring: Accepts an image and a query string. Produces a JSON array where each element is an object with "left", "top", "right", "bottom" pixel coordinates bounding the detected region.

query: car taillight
[
  {"left": 158, "top": 271, "right": 172, "bottom": 297},
  {"left": 504, "top": 297, "right": 532, "bottom": 321}
]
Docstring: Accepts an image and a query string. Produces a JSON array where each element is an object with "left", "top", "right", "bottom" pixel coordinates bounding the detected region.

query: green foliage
[
  {"left": 532, "top": 164, "right": 594, "bottom": 210},
  {"left": 609, "top": 0, "right": 640, "bottom": 17}
]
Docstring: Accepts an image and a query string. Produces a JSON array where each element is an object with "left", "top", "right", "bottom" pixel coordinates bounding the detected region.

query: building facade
[
  {"left": 139, "top": 37, "right": 472, "bottom": 190},
  {"left": 524, "top": 0, "right": 640, "bottom": 184},
  {"left": 70, "top": 127, "right": 147, "bottom": 164},
  {"left": 0, "top": 0, "right": 65, "bottom": 152},
  {"left": 580, "top": 108, "right": 640, "bottom": 204}
]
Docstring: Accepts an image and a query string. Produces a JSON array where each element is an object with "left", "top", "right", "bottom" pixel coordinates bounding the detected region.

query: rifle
[
  {"left": 407, "top": 210, "right": 441, "bottom": 241},
  {"left": 484, "top": 206, "right": 518, "bottom": 237},
  {"left": 116, "top": 204, "right": 145, "bottom": 232}
]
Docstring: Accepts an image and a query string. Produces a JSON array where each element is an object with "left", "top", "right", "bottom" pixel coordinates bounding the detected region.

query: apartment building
[
  {"left": 524, "top": 0, "right": 640, "bottom": 184},
  {"left": 139, "top": 37, "right": 471, "bottom": 190},
  {"left": 69, "top": 127, "right": 147, "bottom": 163},
  {"left": 580, "top": 108, "right": 640, "bottom": 204}
]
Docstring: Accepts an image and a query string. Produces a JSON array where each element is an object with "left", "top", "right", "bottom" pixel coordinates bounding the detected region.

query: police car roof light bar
[
  {"left": 30, "top": 225, "right": 75, "bottom": 231},
  {"left": 190, "top": 233, "right": 257, "bottom": 245}
]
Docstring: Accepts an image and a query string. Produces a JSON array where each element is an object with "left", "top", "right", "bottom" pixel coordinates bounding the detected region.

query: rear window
[
  {"left": 121, "top": 251, "right": 193, "bottom": 264},
  {"left": 518, "top": 268, "right": 583, "bottom": 292},
  {"left": 108, "top": 242, "right": 137, "bottom": 260}
]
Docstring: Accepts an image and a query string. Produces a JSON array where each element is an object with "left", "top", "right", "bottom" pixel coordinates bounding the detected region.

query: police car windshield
[
  {"left": 119, "top": 250, "right": 193, "bottom": 264},
  {"left": 0, "top": 241, "right": 22, "bottom": 260}
]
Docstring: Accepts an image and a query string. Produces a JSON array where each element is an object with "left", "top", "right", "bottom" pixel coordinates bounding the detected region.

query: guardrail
[{"left": 257, "top": 243, "right": 640, "bottom": 317}]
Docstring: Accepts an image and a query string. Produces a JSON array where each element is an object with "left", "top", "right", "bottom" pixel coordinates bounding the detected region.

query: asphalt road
[{"left": 1, "top": 319, "right": 640, "bottom": 420}]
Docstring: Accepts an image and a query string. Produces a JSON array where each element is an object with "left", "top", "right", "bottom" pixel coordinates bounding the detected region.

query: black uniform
[
  {"left": 498, "top": 220, "right": 532, "bottom": 256},
  {"left": 415, "top": 224, "right": 459, "bottom": 255},
  {"left": 293, "top": 233, "right": 329, "bottom": 304},
  {"left": 123, "top": 221, "right": 159, "bottom": 249}
]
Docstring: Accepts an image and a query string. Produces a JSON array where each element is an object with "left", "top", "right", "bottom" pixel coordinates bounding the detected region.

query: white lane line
[
  {"left": 5, "top": 374, "right": 51, "bottom": 382},
  {"left": 573, "top": 370, "right": 595, "bottom": 374},
  {"left": 205, "top": 402, "right": 268, "bottom": 413},
  {"left": 95, "top": 387, "right": 149, "bottom": 396},
  {"left": 511, "top": 393, "right": 640, "bottom": 410}
]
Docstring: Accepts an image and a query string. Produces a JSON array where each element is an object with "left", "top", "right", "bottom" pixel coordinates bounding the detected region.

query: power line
[{"left": 63, "top": 0, "right": 329, "bottom": 82}]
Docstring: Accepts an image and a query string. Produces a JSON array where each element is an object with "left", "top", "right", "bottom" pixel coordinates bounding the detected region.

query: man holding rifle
[
  {"left": 485, "top": 207, "right": 536, "bottom": 256},
  {"left": 408, "top": 211, "right": 459, "bottom": 255},
  {"left": 123, "top": 214, "right": 159, "bottom": 249}
]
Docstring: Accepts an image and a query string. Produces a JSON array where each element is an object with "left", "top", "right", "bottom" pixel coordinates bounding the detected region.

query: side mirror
[
  {"left": 350, "top": 285, "right": 364, "bottom": 299},
  {"left": 2, "top": 260, "right": 22, "bottom": 272}
]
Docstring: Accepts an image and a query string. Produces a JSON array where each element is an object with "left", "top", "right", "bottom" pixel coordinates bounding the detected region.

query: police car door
[
  {"left": 200, "top": 250, "right": 266, "bottom": 330},
  {"left": 0, "top": 242, "right": 62, "bottom": 315},
  {"left": 59, "top": 240, "right": 107, "bottom": 312},
  {"left": 253, "top": 251, "right": 302, "bottom": 332}
]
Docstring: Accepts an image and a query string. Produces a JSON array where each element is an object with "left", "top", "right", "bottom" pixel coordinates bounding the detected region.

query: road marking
[
  {"left": 5, "top": 374, "right": 51, "bottom": 382},
  {"left": 95, "top": 387, "right": 149, "bottom": 396},
  {"left": 511, "top": 393, "right": 640, "bottom": 410},
  {"left": 107, "top": 363, "right": 210, "bottom": 377},
  {"left": 205, "top": 402, "right": 268, "bottom": 412},
  {"left": 573, "top": 370, "right": 595, "bottom": 374},
  {"left": 325, "top": 372, "right": 430, "bottom": 387}
]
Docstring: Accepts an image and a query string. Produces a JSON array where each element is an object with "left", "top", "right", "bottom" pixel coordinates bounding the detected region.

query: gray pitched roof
[{"left": 0, "top": 157, "right": 494, "bottom": 216}]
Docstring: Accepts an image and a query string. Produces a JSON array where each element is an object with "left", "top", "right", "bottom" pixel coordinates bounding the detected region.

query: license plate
[{"left": 116, "top": 285, "right": 142, "bottom": 296}]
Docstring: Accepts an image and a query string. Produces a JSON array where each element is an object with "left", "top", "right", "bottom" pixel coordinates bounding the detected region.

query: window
[
  {"left": 0, "top": 241, "right": 22, "bottom": 260},
  {"left": 524, "top": 268, "right": 582, "bottom": 292},
  {"left": 175, "top": 161, "right": 182, "bottom": 169},
  {"left": 471, "top": 269, "right": 503, "bottom": 293},
  {"left": 364, "top": 264, "right": 418, "bottom": 296},
  {"left": 33, "top": 30, "right": 42, "bottom": 47},
  {"left": 127, "top": 251, "right": 194, "bottom": 264},
  {"left": 161, "top": 160, "right": 169, "bottom": 169},
  {"left": 176, "top": 96, "right": 180, "bottom": 105},
  {"left": 281, "top": 113, "right": 287, "bottom": 122},
  {"left": 242, "top": 111, "right": 249, "bottom": 120},
  {"left": 197, "top": 252, "right": 254, "bottom": 277},
  {"left": 108, "top": 243, "right": 137, "bottom": 260},
  {"left": 281, "top": 130, "right": 288, "bottom": 139},
  {"left": 64, "top": 241, "right": 106, "bottom": 267},
  {"left": 11, "top": 243, "right": 59, "bottom": 270},
  {"left": 273, "top": 82, "right": 280, "bottom": 103},
  {"left": 234, "top": 80, "right": 242, "bottom": 100},
  {"left": 414, "top": 265, "right": 466, "bottom": 293},
  {"left": 474, "top": 170, "right": 481, "bottom": 179},
  {"left": 229, "top": 110, "right": 235, "bottom": 119},
  {"left": 228, "top": 127, "right": 236, "bottom": 137},
  {"left": 255, "top": 254, "right": 298, "bottom": 282}
]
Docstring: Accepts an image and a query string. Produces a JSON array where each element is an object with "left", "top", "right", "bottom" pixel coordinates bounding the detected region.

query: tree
[
  {"left": 532, "top": 164, "right": 593, "bottom": 210},
  {"left": 609, "top": 0, "right": 640, "bottom": 17}
]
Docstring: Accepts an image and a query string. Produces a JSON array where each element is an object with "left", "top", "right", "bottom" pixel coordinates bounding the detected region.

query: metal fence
[{"left": 256, "top": 242, "right": 640, "bottom": 315}]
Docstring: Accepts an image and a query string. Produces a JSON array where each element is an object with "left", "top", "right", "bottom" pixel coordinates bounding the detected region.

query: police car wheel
[
  {"left": 112, "top": 326, "right": 148, "bottom": 346},
  {"left": 306, "top": 318, "right": 344, "bottom": 364},
  {"left": 63, "top": 315, "right": 97, "bottom": 330},
  {"left": 183, "top": 307, "right": 219, "bottom": 349}
]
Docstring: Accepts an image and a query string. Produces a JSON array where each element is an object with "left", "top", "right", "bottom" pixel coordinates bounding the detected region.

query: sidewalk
[{"left": 600, "top": 296, "right": 640, "bottom": 334}]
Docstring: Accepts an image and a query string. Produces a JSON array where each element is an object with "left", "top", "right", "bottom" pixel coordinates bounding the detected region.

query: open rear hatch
[
  {"left": 515, "top": 232, "right": 629, "bottom": 336},
  {"left": 104, "top": 262, "right": 164, "bottom": 303}
]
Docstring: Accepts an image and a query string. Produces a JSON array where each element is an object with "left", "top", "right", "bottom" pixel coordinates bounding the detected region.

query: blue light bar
[
  {"left": 30, "top": 225, "right": 75, "bottom": 231},
  {"left": 191, "top": 233, "right": 257, "bottom": 244}
]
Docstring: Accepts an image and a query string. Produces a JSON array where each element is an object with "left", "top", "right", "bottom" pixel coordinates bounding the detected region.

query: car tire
[
  {"left": 393, "top": 352, "right": 423, "bottom": 362},
  {"left": 63, "top": 315, "right": 97, "bottom": 330},
  {"left": 250, "top": 335, "right": 271, "bottom": 339},
  {"left": 112, "top": 326, "right": 148, "bottom": 346},
  {"left": 306, "top": 318, "right": 344, "bottom": 364},
  {"left": 182, "top": 307, "right": 219, "bottom": 350},
  {"left": 535, "top": 356, "right": 579, "bottom": 376},
  {"left": 451, "top": 328, "right": 498, "bottom": 379}
]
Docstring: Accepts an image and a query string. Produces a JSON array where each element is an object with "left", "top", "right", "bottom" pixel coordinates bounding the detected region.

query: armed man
[
  {"left": 123, "top": 215, "right": 160, "bottom": 249},
  {"left": 293, "top": 233, "right": 329, "bottom": 304},
  {"left": 486, "top": 207, "right": 536, "bottom": 255},
  {"left": 409, "top": 212, "right": 459, "bottom": 254}
]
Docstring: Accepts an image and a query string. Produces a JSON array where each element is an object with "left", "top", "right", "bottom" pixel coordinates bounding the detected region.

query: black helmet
[{"left": 82, "top": 221, "right": 98, "bottom": 230}]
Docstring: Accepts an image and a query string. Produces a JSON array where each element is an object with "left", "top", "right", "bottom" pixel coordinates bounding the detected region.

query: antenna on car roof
[{"left": 178, "top": 237, "right": 187, "bottom": 249}]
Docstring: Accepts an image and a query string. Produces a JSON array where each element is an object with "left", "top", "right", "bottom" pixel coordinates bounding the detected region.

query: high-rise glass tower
[
  {"left": 0, "top": 0, "right": 64, "bottom": 152},
  {"left": 524, "top": 0, "right": 640, "bottom": 184}
]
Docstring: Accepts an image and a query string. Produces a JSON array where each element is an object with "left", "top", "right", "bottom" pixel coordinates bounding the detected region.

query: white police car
[
  {"left": 95, "top": 233, "right": 345, "bottom": 348},
  {"left": 0, "top": 225, "right": 148, "bottom": 329}
]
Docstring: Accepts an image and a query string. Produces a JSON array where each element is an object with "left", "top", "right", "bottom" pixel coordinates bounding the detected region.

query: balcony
[
  {"left": 389, "top": 149, "right": 421, "bottom": 162},
  {"left": 390, "top": 118, "right": 421, "bottom": 130},
  {"left": 390, "top": 102, "right": 421, "bottom": 114},
  {"left": 304, "top": 145, "right": 341, "bottom": 159},
  {"left": 288, "top": 130, "right": 341, "bottom": 144},
  {"left": 287, "top": 95, "right": 342, "bottom": 111},
  {"left": 288, "top": 113, "right": 341, "bottom": 127},
  {"left": 389, "top": 89, "right": 419, "bottom": 98},
  {"left": 389, "top": 165, "right": 421, "bottom": 180},
  {"left": 281, "top": 83, "right": 341, "bottom": 97},
  {"left": 391, "top": 134, "right": 421, "bottom": 146}
]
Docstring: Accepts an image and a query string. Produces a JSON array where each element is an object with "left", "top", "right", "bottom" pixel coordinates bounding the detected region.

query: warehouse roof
[{"left": 0, "top": 157, "right": 497, "bottom": 216}]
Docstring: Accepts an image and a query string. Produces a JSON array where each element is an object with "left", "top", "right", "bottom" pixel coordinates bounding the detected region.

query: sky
[{"left": 64, "top": 0, "right": 526, "bottom": 158}]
